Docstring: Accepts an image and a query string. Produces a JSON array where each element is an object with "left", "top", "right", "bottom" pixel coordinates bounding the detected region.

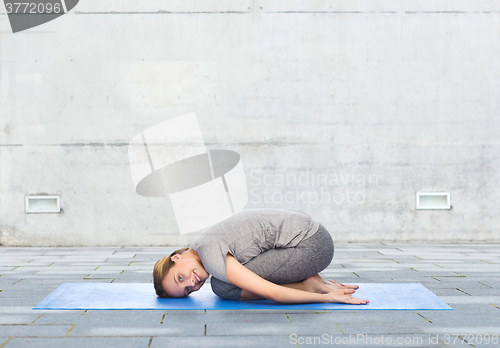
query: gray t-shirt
[{"left": 190, "top": 208, "right": 320, "bottom": 283}]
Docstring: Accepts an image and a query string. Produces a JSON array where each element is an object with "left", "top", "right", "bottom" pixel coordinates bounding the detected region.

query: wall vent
[
  {"left": 416, "top": 192, "right": 450, "bottom": 210},
  {"left": 25, "top": 195, "right": 61, "bottom": 213}
]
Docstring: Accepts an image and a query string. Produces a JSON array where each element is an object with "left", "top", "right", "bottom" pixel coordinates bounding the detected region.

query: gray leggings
[{"left": 210, "top": 223, "right": 334, "bottom": 300}]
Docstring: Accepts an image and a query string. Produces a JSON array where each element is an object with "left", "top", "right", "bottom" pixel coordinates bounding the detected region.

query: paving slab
[
  {"left": 151, "top": 335, "right": 295, "bottom": 348},
  {"left": 34, "top": 311, "right": 163, "bottom": 326},
  {"left": 0, "top": 313, "right": 42, "bottom": 324},
  {"left": 4, "top": 337, "right": 150, "bottom": 348},
  {"left": 68, "top": 323, "right": 204, "bottom": 337},
  {"left": 0, "top": 324, "right": 74, "bottom": 337},
  {"left": 205, "top": 313, "right": 295, "bottom": 336}
]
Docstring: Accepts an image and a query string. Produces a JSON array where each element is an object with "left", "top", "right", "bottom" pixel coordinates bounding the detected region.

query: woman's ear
[{"left": 171, "top": 254, "right": 182, "bottom": 261}]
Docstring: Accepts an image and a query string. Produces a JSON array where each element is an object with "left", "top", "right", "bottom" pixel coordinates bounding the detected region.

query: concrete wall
[{"left": 1, "top": 0, "right": 499, "bottom": 246}]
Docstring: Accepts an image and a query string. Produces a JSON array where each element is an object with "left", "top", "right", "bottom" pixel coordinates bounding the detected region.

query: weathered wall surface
[{"left": 1, "top": 1, "right": 499, "bottom": 246}]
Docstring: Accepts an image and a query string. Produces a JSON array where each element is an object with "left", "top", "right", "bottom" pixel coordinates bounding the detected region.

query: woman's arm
[{"left": 226, "top": 253, "right": 368, "bottom": 304}]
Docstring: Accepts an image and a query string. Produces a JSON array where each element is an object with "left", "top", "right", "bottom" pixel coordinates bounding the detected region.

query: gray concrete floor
[{"left": 1, "top": 244, "right": 499, "bottom": 348}]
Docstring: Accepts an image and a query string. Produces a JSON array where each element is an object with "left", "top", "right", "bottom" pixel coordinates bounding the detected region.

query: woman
[{"left": 153, "top": 208, "right": 368, "bottom": 304}]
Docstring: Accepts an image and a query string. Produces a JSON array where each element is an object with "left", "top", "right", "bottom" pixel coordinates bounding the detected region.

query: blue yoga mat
[{"left": 33, "top": 283, "right": 451, "bottom": 310}]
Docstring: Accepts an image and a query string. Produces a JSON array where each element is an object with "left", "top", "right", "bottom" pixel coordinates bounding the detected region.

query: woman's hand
[{"left": 324, "top": 290, "right": 369, "bottom": 305}]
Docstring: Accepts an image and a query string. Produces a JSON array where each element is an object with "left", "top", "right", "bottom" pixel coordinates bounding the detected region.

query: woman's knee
[{"left": 210, "top": 277, "right": 242, "bottom": 300}]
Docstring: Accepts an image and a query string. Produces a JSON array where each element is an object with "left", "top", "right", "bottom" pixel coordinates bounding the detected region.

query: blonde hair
[{"left": 153, "top": 247, "right": 190, "bottom": 298}]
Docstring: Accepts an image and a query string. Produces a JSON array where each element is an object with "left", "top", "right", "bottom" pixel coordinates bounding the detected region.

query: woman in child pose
[{"left": 153, "top": 209, "right": 368, "bottom": 304}]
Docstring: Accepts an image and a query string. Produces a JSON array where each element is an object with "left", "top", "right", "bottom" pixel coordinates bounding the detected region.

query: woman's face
[{"left": 161, "top": 253, "right": 209, "bottom": 297}]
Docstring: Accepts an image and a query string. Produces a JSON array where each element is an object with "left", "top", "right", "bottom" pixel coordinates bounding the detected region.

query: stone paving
[{"left": 0, "top": 244, "right": 499, "bottom": 347}]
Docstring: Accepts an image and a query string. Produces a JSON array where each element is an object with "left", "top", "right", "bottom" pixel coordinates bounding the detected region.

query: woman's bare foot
[
  {"left": 301, "top": 275, "right": 352, "bottom": 294},
  {"left": 315, "top": 274, "right": 359, "bottom": 290},
  {"left": 281, "top": 275, "right": 359, "bottom": 295}
]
